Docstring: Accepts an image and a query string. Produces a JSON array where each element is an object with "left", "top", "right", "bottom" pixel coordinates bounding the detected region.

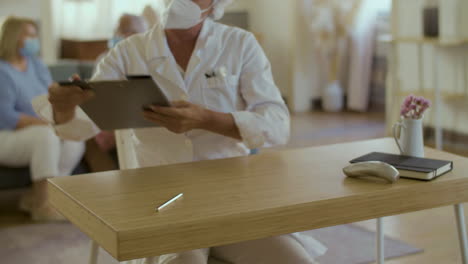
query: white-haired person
[
  {"left": 100, "top": 13, "right": 149, "bottom": 61},
  {"left": 35, "top": 0, "right": 327, "bottom": 263},
  {"left": 94, "top": 14, "right": 149, "bottom": 153},
  {"left": 0, "top": 17, "right": 85, "bottom": 221}
]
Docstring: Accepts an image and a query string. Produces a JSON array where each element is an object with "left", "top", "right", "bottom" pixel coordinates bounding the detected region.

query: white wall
[
  {"left": 0, "top": 0, "right": 56, "bottom": 62},
  {"left": 226, "top": 0, "right": 296, "bottom": 98},
  {"left": 226, "top": 0, "right": 324, "bottom": 112},
  {"left": 0, "top": 0, "right": 40, "bottom": 19},
  {"left": 225, "top": 0, "right": 254, "bottom": 11},
  {"left": 292, "top": 6, "right": 322, "bottom": 112},
  {"left": 250, "top": 0, "right": 296, "bottom": 99}
]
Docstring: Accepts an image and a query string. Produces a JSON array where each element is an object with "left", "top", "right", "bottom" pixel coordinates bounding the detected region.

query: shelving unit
[
  {"left": 385, "top": 0, "right": 468, "bottom": 151},
  {"left": 381, "top": 34, "right": 468, "bottom": 46},
  {"left": 377, "top": 2, "right": 468, "bottom": 263}
]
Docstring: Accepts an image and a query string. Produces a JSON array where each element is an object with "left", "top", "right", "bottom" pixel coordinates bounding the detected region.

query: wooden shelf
[
  {"left": 395, "top": 91, "right": 467, "bottom": 100},
  {"left": 61, "top": 39, "right": 108, "bottom": 61},
  {"left": 379, "top": 34, "right": 468, "bottom": 47}
]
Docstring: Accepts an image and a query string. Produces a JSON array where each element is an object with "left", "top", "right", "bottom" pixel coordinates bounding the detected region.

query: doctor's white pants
[
  {"left": 127, "top": 233, "right": 325, "bottom": 264},
  {"left": 0, "top": 126, "right": 85, "bottom": 181}
]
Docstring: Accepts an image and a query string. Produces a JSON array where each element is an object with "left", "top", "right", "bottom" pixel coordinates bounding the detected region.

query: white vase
[
  {"left": 323, "top": 80, "right": 344, "bottom": 112},
  {"left": 393, "top": 118, "right": 425, "bottom": 158}
]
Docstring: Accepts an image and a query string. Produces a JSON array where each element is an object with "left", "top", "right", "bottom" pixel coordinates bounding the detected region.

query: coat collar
[
  {"left": 144, "top": 19, "right": 217, "bottom": 64},
  {"left": 143, "top": 19, "right": 221, "bottom": 96}
]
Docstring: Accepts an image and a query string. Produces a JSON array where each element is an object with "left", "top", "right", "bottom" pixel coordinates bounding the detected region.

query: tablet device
[{"left": 61, "top": 75, "right": 170, "bottom": 130}]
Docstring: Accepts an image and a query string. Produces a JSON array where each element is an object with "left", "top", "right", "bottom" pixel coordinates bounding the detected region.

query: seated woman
[{"left": 0, "top": 17, "right": 85, "bottom": 221}]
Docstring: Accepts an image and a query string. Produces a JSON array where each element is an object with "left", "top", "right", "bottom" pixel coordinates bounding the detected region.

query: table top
[{"left": 48, "top": 138, "right": 468, "bottom": 261}]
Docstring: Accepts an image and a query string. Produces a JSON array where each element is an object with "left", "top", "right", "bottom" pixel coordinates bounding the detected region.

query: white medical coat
[
  {"left": 31, "top": 19, "right": 328, "bottom": 260},
  {"left": 34, "top": 19, "right": 290, "bottom": 162}
]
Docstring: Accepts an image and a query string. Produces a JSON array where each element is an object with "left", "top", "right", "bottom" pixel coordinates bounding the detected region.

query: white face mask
[{"left": 165, "top": 0, "right": 213, "bottom": 29}]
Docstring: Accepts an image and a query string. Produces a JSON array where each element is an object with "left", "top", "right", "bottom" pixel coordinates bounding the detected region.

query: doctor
[{"left": 37, "top": 0, "right": 327, "bottom": 263}]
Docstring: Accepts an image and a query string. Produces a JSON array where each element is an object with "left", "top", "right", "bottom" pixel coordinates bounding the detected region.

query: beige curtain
[
  {"left": 294, "top": 0, "right": 359, "bottom": 112},
  {"left": 296, "top": 0, "right": 390, "bottom": 112},
  {"left": 347, "top": 0, "right": 386, "bottom": 111}
]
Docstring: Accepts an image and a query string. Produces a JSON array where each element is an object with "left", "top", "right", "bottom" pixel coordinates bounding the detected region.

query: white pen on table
[{"left": 157, "top": 193, "right": 184, "bottom": 212}]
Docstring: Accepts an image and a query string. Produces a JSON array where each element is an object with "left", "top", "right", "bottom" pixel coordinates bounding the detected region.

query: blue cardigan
[{"left": 0, "top": 56, "right": 52, "bottom": 130}]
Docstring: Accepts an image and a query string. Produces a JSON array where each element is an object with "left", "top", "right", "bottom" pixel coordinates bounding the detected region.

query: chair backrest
[{"left": 115, "top": 128, "right": 193, "bottom": 170}]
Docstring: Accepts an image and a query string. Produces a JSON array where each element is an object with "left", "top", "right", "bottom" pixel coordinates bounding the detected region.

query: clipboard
[{"left": 59, "top": 75, "right": 170, "bottom": 130}]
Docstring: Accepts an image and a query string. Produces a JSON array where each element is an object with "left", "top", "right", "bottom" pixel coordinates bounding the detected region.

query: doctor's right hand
[{"left": 48, "top": 74, "right": 94, "bottom": 124}]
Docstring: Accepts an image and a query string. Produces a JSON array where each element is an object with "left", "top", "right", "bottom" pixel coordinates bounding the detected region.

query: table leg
[
  {"left": 89, "top": 241, "right": 99, "bottom": 264},
  {"left": 455, "top": 204, "right": 468, "bottom": 264},
  {"left": 377, "top": 217, "right": 385, "bottom": 264}
]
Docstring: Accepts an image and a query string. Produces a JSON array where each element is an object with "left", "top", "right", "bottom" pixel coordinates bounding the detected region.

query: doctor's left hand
[{"left": 143, "top": 101, "right": 211, "bottom": 134}]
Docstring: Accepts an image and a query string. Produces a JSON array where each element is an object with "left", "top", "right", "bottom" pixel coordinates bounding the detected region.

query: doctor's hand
[
  {"left": 143, "top": 101, "right": 210, "bottom": 134},
  {"left": 48, "top": 74, "right": 94, "bottom": 124},
  {"left": 143, "top": 101, "right": 242, "bottom": 140}
]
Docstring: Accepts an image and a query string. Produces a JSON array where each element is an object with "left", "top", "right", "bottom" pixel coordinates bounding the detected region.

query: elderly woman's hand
[{"left": 143, "top": 101, "right": 211, "bottom": 134}]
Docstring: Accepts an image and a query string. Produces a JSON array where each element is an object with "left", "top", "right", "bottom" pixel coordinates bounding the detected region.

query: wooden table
[{"left": 48, "top": 138, "right": 468, "bottom": 262}]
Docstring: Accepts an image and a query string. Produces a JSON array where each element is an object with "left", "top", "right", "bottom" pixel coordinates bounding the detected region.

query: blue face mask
[
  {"left": 108, "top": 36, "right": 124, "bottom": 49},
  {"left": 20, "top": 38, "right": 40, "bottom": 57}
]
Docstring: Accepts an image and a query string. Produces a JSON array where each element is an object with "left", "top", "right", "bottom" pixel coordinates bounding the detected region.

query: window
[{"left": 58, "top": 0, "right": 167, "bottom": 39}]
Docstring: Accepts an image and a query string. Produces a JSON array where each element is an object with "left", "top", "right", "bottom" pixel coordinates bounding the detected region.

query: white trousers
[
  {"left": 127, "top": 233, "right": 324, "bottom": 264},
  {"left": 0, "top": 126, "right": 85, "bottom": 181}
]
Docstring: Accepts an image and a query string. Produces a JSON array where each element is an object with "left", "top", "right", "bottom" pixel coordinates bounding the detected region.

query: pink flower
[
  {"left": 422, "top": 99, "right": 431, "bottom": 108},
  {"left": 400, "top": 95, "right": 431, "bottom": 119},
  {"left": 403, "top": 95, "right": 414, "bottom": 107},
  {"left": 414, "top": 97, "right": 423, "bottom": 105},
  {"left": 400, "top": 108, "right": 407, "bottom": 116}
]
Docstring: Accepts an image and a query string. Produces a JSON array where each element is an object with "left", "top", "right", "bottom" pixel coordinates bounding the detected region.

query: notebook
[{"left": 350, "top": 152, "right": 453, "bottom": 181}]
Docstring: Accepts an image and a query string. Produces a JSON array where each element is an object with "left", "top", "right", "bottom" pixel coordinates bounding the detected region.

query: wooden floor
[{"left": 1, "top": 111, "right": 468, "bottom": 263}]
